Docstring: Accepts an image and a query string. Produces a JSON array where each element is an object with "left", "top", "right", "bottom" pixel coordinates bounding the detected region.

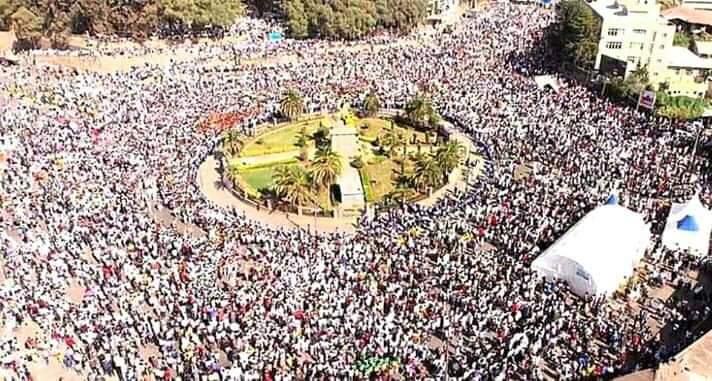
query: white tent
[
  {"left": 662, "top": 194, "right": 712, "bottom": 256},
  {"left": 532, "top": 204, "right": 650, "bottom": 297}
]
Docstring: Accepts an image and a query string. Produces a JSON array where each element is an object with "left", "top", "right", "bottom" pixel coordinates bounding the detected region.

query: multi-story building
[
  {"left": 587, "top": 0, "right": 712, "bottom": 98},
  {"left": 587, "top": 0, "right": 675, "bottom": 79}
]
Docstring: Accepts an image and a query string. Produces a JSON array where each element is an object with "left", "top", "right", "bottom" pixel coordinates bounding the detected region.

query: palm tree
[
  {"left": 435, "top": 140, "right": 465, "bottom": 184},
  {"left": 381, "top": 131, "right": 407, "bottom": 158},
  {"left": 272, "top": 165, "right": 314, "bottom": 213},
  {"left": 280, "top": 89, "right": 305, "bottom": 121},
  {"left": 363, "top": 92, "right": 381, "bottom": 117},
  {"left": 411, "top": 153, "right": 441, "bottom": 194},
  {"left": 309, "top": 148, "right": 342, "bottom": 190},
  {"left": 404, "top": 93, "right": 440, "bottom": 129},
  {"left": 222, "top": 129, "right": 245, "bottom": 157}
]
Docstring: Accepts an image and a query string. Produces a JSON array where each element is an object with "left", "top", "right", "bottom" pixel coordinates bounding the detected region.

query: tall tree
[
  {"left": 273, "top": 165, "right": 314, "bottom": 211},
  {"left": 556, "top": 0, "right": 601, "bottom": 69},
  {"left": 309, "top": 148, "right": 342, "bottom": 191},
  {"left": 280, "top": 89, "right": 305, "bottom": 121},
  {"left": 411, "top": 153, "right": 441, "bottom": 193},
  {"left": 162, "top": 0, "right": 243, "bottom": 30},
  {"left": 434, "top": 140, "right": 465, "bottom": 184},
  {"left": 283, "top": 0, "right": 427, "bottom": 40},
  {"left": 284, "top": 0, "right": 308, "bottom": 38},
  {"left": 10, "top": 6, "right": 42, "bottom": 48},
  {"left": 405, "top": 93, "right": 440, "bottom": 129},
  {"left": 222, "top": 129, "right": 245, "bottom": 157}
]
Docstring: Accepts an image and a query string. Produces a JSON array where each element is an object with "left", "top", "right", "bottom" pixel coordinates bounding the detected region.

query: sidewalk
[{"left": 198, "top": 156, "right": 359, "bottom": 233}]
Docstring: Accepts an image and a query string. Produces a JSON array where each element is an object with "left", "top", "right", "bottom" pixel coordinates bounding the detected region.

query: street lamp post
[{"left": 687, "top": 123, "right": 705, "bottom": 184}]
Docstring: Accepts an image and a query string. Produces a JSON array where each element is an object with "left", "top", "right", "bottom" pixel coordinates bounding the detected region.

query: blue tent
[
  {"left": 605, "top": 194, "right": 619, "bottom": 205},
  {"left": 677, "top": 215, "right": 699, "bottom": 232}
]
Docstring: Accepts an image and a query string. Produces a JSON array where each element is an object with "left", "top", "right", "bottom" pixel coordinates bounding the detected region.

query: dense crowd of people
[{"left": 1, "top": 2, "right": 711, "bottom": 380}]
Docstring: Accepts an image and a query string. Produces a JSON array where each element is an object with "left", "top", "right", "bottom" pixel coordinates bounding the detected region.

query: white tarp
[
  {"left": 533, "top": 75, "right": 562, "bottom": 93},
  {"left": 532, "top": 204, "right": 650, "bottom": 297},
  {"left": 662, "top": 194, "right": 712, "bottom": 256}
]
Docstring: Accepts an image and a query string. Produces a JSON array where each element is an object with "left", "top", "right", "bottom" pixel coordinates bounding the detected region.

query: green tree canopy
[
  {"left": 0, "top": 0, "right": 244, "bottom": 50},
  {"left": 404, "top": 93, "right": 440, "bottom": 129},
  {"left": 555, "top": 0, "right": 601, "bottom": 69},
  {"left": 283, "top": 0, "right": 426, "bottom": 40},
  {"left": 280, "top": 89, "right": 305, "bottom": 121},
  {"left": 309, "top": 148, "right": 342, "bottom": 197},
  {"left": 162, "top": 0, "right": 243, "bottom": 29},
  {"left": 273, "top": 165, "right": 315, "bottom": 209}
]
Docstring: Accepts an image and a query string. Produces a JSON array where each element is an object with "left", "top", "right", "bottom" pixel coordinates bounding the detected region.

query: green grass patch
[
  {"left": 236, "top": 158, "right": 299, "bottom": 171},
  {"left": 241, "top": 119, "right": 323, "bottom": 157},
  {"left": 358, "top": 168, "right": 376, "bottom": 203},
  {"left": 364, "top": 160, "right": 398, "bottom": 202},
  {"left": 241, "top": 166, "right": 280, "bottom": 193}
]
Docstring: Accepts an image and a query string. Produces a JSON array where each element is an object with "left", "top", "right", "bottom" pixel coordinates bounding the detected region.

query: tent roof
[
  {"left": 662, "top": 194, "right": 712, "bottom": 255},
  {"left": 606, "top": 194, "right": 619, "bottom": 205},
  {"left": 532, "top": 204, "right": 650, "bottom": 296},
  {"left": 677, "top": 215, "right": 699, "bottom": 232}
]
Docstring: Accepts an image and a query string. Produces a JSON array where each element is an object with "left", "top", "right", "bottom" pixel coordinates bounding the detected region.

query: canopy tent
[
  {"left": 532, "top": 204, "right": 650, "bottom": 297},
  {"left": 605, "top": 194, "right": 619, "bottom": 205},
  {"left": 662, "top": 194, "right": 712, "bottom": 256}
]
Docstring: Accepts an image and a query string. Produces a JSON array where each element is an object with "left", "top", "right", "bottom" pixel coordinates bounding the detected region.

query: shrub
[{"left": 656, "top": 93, "right": 705, "bottom": 120}]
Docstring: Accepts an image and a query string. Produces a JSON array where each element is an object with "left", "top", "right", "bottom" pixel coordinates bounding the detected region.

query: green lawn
[
  {"left": 241, "top": 166, "right": 279, "bottom": 193},
  {"left": 241, "top": 119, "right": 324, "bottom": 157},
  {"left": 240, "top": 163, "right": 332, "bottom": 211}
]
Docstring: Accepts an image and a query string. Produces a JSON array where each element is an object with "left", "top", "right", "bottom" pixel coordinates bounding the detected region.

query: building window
[
  {"left": 606, "top": 41, "right": 623, "bottom": 49},
  {"left": 607, "top": 28, "right": 622, "bottom": 36},
  {"left": 633, "top": 29, "right": 646, "bottom": 34}
]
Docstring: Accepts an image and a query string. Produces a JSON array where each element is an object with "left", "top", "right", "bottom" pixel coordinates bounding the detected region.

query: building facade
[
  {"left": 587, "top": 0, "right": 712, "bottom": 98},
  {"left": 588, "top": 0, "right": 675, "bottom": 79}
]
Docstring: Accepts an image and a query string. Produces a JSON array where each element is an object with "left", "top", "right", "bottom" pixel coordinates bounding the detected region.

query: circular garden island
[{"left": 219, "top": 103, "right": 468, "bottom": 218}]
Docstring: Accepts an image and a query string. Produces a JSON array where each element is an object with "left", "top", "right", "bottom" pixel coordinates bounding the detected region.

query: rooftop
[
  {"left": 588, "top": 0, "right": 663, "bottom": 20},
  {"left": 668, "top": 45, "right": 712, "bottom": 68},
  {"left": 662, "top": 6, "right": 712, "bottom": 26}
]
